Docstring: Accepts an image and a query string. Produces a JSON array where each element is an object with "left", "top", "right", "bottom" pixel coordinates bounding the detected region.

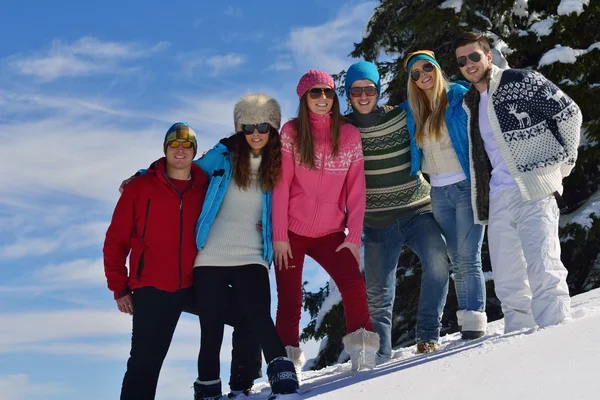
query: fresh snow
[
  {"left": 243, "top": 289, "right": 600, "bottom": 399},
  {"left": 487, "top": 32, "right": 511, "bottom": 69},
  {"left": 439, "top": 0, "right": 462, "bottom": 13},
  {"left": 529, "top": 17, "right": 557, "bottom": 36},
  {"left": 513, "top": 0, "right": 529, "bottom": 18},
  {"left": 558, "top": 0, "right": 590, "bottom": 16},
  {"left": 560, "top": 190, "right": 600, "bottom": 229},
  {"left": 539, "top": 42, "right": 600, "bottom": 67}
]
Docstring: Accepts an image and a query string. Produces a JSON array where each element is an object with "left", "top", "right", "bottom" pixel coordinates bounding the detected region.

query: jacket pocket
[
  {"left": 288, "top": 194, "right": 316, "bottom": 224},
  {"left": 319, "top": 202, "right": 345, "bottom": 230},
  {"left": 136, "top": 251, "right": 146, "bottom": 280}
]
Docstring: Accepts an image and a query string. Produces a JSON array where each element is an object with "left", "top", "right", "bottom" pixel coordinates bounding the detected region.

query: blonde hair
[{"left": 407, "top": 64, "right": 449, "bottom": 148}]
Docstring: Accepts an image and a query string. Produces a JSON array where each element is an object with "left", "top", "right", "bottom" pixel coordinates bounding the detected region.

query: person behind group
[
  {"left": 192, "top": 94, "right": 299, "bottom": 400},
  {"left": 453, "top": 32, "right": 582, "bottom": 332},
  {"left": 272, "top": 69, "right": 379, "bottom": 373},
  {"left": 104, "top": 123, "right": 209, "bottom": 400},
  {"left": 401, "top": 50, "right": 487, "bottom": 339},
  {"left": 343, "top": 61, "right": 451, "bottom": 357}
]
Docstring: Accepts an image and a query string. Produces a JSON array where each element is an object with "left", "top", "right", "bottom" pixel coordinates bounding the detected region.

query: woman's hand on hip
[{"left": 336, "top": 241, "right": 360, "bottom": 264}]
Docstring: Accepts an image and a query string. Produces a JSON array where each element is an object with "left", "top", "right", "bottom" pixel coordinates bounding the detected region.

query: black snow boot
[
  {"left": 193, "top": 379, "right": 223, "bottom": 400},
  {"left": 267, "top": 357, "right": 298, "bottom": 399}
]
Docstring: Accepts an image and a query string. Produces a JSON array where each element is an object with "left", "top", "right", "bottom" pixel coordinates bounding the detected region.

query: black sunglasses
[
  {"left": 349, "top": 86, "right": 378, "bottom": 98},
  {"left": 308, "top": 88, "right": 335, "bottom": 99},
  {"left": 242, "top": 123, "right": 270, "bottom": 135},
  {"left": 456, "top": 52, "right": 483, "bottom": 68},
  {"left": 410, "top": 63, "right": 434, "bottom": 82}
]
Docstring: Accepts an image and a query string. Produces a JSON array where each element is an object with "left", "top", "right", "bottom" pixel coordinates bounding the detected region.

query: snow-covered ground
[{"left": 246, "top": 288, "right": 600, "bottom": 399}]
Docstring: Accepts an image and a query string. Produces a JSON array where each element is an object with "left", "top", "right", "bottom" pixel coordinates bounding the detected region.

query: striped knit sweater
[{"left": 346, "top": 106, "right": 432, "bottom": 228}]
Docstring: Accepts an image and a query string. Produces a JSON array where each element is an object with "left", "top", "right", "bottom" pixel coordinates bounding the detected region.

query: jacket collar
[{"left": 148, "top": 157, "right": 207, "bottom": 186}]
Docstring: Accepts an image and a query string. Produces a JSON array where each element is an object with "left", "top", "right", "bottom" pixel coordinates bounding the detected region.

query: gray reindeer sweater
[{"left": 463, "top": 65, "right": 582, "bottom": 224}]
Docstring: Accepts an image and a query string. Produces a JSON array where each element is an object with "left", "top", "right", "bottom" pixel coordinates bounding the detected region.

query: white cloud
[
  {"left": 267, "top": 55, "right": 294, "bottom": 72},
  {"left": 7, "top": 37, "right": 169, "bottom": 82},
  {"left": 284, "top": 1, "right": 378, "bottom": 74},
  {"left": 32, "top": 258, "right": 106, "bottom": 285},
  {"left": 0, "top": 309, "right": 201, "bottom": 347},
  {"left": 0, "top": 374, "right": 67, "bottom": 400},
  {"left": 224, "top": 6, "right": 243, "bottom": 17},
  {"left": 179, "top": 52, "right": 246, "bottom": 77},
  {"left": 0, "top": 222, "right": 108, "bottom": 259}
]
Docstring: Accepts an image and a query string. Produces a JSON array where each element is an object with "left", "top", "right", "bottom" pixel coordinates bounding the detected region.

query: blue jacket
[
  {"left": 400, "top": 82, "right": 471, "bottom": 182},
  {"left": 193, "top": 138, "right": 274, "bottom": 265}
]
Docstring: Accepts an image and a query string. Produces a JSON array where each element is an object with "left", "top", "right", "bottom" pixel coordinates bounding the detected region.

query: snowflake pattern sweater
[
  {"left": 272, "top": 112, "right": 366, "bottom": 246},
  {"left": 463, "top": 65, "right": 582, "bottom": 224}
]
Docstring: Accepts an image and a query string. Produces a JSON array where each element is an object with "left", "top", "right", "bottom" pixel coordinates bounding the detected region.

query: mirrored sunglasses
[
  {"left": 349, "top": 86, "right": 378, "bottom": 98},
  {"left": 168, "top": 140, "right": 195, "bottom": 149},
  {"left": 242, "top": 123, "right": 271, "bottom": 135},
  {"left": 410, "top": 63, "right": 434, "bottom": 82},
  {"left": 308, "top": 88, "right": 335, "bottom": 99},
  {"left": 456, "top": 52, "right": 483, "bottom": 68}
]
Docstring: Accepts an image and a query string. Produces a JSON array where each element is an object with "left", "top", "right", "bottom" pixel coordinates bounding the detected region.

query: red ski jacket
[{"left": 103, "top": 158, "right": 208, "bottom": 299}]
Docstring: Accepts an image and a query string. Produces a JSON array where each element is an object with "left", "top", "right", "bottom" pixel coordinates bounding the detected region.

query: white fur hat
[{"left": 233, "top": 94, "right": 282, "bottom": 133}]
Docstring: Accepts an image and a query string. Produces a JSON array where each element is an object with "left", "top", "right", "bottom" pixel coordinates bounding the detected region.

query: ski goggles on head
[
  {"left": 349, "top": 86, "right": 378, "bottom": 98},
  {"left": 456, "top": 51, "right": 483, "bottom": 67},
  {"left": 308, "top": 87, "right": 335, "bottom": 99},
  {"left": 410, "top": 63, "right": 435, "bottom": 82},
  {"left": 167, "top": 140, "right": 195, "bottom": 149},
  {"left": 242, "top": 123, "right": 271, "bottom": 135}
]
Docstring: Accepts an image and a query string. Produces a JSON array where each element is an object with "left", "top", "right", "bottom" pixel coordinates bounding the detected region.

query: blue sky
[{"left": 0, "top": 0, "right": 379, "bottom": 399}]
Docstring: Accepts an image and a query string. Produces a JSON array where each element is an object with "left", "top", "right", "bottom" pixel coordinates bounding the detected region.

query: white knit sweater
[{"left": 194, "top": 155, "right": 268, "bottom": 268}]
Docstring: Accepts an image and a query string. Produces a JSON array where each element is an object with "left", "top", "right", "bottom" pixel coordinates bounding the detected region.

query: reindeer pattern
[
  {"left": 506, "top": 103, "right": 531, "bottom": 128},
  {"left": 487, "top": 68, "right": 578, "bottom": 174},
  {"left": 543, "top": 87, "right": 567, "bottom": 107}
]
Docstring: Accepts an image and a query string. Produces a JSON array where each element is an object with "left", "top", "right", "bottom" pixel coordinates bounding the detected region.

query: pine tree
[{"left": 302, "top": 0, "right": 600, "bottom": 368}]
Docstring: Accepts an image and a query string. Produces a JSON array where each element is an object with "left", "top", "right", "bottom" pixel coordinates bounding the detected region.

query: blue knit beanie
[
  {"left": 404, "top": 51, "right": 441, "bottom": 73},
  {"left": 345, "top": 61, "right": 381, "bottom": 98}
]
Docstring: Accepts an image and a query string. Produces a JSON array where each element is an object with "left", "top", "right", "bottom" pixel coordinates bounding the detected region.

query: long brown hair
[
  {"left": 231, "top": 127, "right": 282, "bottom": 192},
  {"left": 407, "top": 64, "right": 449, "bottom": 147},
  {"left": 293, "top": 93, "right": 346, "bottom": 169}
]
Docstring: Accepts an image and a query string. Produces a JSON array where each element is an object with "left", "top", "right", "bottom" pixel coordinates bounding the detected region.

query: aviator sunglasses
[
  {"left": 410, "top": 63, "right": 434, "bottom": 82},
  {"left": 456, "top": 51, "right": 483, "bottom": 68},
  {"left": 242, "top": 123, "right": 271, "bottom": 135},
  {"left": 168, "top": 140, "right": 195, "bottom": 149},
  {"left": 308, "top": 88, "right": 336, "bottom": 99},
  {"left": 349, "top": 86, "right": 378, "bottom": 98}
]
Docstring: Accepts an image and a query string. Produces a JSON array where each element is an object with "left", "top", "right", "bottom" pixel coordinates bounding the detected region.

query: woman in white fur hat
[{"left": 191, "top": 94, "right": 299, "bottom": 400}]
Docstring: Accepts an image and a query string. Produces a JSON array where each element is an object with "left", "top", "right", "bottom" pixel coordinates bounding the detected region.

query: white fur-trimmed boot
[
  {"left": 284, "top": 346, "right": 305, "bottom": 383},
  {"left": 342, "top": 328, "right": 379, "bottom": 371},
  {"left": 460, "top": 310, "right": 487, "bottom": 340}
]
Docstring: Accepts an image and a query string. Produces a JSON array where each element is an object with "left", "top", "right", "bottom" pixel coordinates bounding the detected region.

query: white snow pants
[{"left": 488, "top": 186, "right": 571, "bottom": 333}]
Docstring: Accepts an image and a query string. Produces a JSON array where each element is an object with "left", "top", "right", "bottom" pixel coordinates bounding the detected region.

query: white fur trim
[
  {"left": 342, "top": 328, "right": 379, "bottom": 371},
  {"left": 284, "top": 345, "right": 305, "bottom": 384},
  {"left": 456, "top": 309, "right": 465, "bottom": 327},
  {"left": 461, "top": 310, "right": 487, "bottom": 332},
  {"left": 234, "top": 93, "right": 282, "bottom": 133}
]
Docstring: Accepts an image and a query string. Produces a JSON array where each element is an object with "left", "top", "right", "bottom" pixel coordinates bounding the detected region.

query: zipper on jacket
[
  {"left": 136, "top": 198, "right": 151, "bottom": 280},
  {"left": 163, "top": 173, "right": 196, "bottom": 290},
  {"left": 166, "top": 173, "right": 205, "bottom": 289}
]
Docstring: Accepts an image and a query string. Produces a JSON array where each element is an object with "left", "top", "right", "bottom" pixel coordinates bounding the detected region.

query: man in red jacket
[{"left": 104, "top": 122, "right": 209, "bottom": 400}]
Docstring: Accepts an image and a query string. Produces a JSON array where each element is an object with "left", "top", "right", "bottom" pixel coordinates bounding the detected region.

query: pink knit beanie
[{"left": 296, "top": 69, "right": 335, "bottom": 98}]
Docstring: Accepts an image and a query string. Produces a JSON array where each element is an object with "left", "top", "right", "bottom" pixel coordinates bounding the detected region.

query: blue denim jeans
[
  {"left": 363, "top": 212, "right": 450, "bottom": 358},
  {"left": 431, "top": 180, "right": 486, "bottom": 314}
]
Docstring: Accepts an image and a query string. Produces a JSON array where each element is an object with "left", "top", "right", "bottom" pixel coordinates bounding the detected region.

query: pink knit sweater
[{"left": 272, "top": 112, "right": 366, "bottom": 246}]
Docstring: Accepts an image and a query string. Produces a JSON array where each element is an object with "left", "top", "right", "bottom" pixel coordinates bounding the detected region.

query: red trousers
[{"left": 274, "top": 231, "right": 373, "bottom": 347}]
